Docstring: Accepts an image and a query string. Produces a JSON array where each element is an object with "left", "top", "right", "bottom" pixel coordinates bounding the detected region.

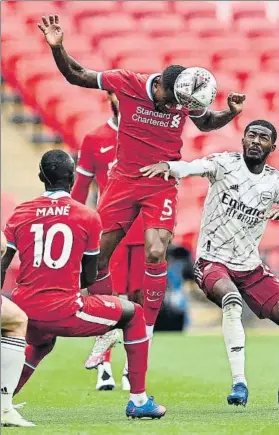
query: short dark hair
[
  {"left": 39, "top": 149, "right": 74, "bottom": 187},
  {"left": 244, "top": 120, "right": 277, "bottom": 143},
  {"left": 161, "top": 65, "right": 186, "bottom": 94}
]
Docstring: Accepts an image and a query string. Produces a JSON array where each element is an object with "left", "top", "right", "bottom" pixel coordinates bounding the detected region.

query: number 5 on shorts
[{"left": 160, "top": 199, "right": 173, "bottom": 221}]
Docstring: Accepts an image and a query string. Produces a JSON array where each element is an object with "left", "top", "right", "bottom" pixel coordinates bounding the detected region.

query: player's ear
[
  {"left": 39, "top": 171, "right": 44, "bottom": 183},
  {"left": 271, "top": 143, "right": 276, "bottom": 152}
]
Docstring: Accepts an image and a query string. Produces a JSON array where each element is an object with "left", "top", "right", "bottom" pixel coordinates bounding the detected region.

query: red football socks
[
  {"left": 87, "top": 267, "right": 113, "bottom": 295},
  {"left": 143, "top": 261, "right": 168, "bottom": 326},
  {"left": 123, "top": 304, "right": 148, "bottom": 394},
  {"left": 15, "top": 340, "right": 55, "bottom": 395}
]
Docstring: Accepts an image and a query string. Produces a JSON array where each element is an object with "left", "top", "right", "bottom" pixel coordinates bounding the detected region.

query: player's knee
[{"left": 146, "top": 242, "right": 166, "bottom": 263}]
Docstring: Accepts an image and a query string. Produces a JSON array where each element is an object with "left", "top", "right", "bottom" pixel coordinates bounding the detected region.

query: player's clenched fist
[
  {"left": 38, "top": 15, "right": 63, "bottom": 47},
  {"left": 227, "top": 92, "right": 246, "bottom": 115},
  {"left": 264, "top": 208, "right": 279, "bottom": 221},
  {"left": 140, "top": 162, "right": 170, "bottom": 180}
]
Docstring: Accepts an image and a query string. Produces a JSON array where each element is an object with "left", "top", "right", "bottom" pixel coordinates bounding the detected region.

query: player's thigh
[
  {"left": 98, "top": 178, "right": 138, "bottom": 233},
  {"left": 140, "top": 183, "right": 177, "bottom": 235},
  {"left": 110, "top": 242, "right": 129, "bottom": 294},
  {"left": 26, "top": 320, "right": 56, "bottom": 347},
  {"left": 194, "top": 259, "right": 238, "bottom": 307},
  {"left": 98, "top": 229, "right": 126, "bottom": 269},
  {"left": 1, "top": 296, "right": 28, "bottom": 334},
  {"left": 241, "top": 265, "right": 279, "bottom": 320},
  {"left": 56, "top": 295, "right": 125, "bottom": 337}
]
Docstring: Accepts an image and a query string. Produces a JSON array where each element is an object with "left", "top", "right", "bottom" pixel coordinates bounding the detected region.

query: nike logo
[
  {"left": 159, "top": 216, "right": 172, "bottom": 221},
  {"left": 100, "top": 146, "right": 114, "bottom": 154}
]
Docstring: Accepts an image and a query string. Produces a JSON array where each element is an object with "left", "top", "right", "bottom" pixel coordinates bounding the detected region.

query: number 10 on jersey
[{"left": 31, "top": 223, "right": 73, "bottom": 269}]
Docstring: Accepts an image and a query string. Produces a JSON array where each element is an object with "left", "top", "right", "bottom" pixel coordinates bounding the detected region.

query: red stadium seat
[
  {"left": 168, "top": 53, "right": 212, "bottom": 71},
  {"left": 209, "top": 37, "right": 251, "bottom": 67},
  {"left": 98, "top": 35, "right": 157, "bottom": 68},
  {"left": 231, "top": 1, "right": 267, "bottom": 22},
  {"left": 2, "top": 39, "right": 47, "bottom": 87},
  {"left": 188, "top": 18, "right": 228, "bottom": 38},
  {"left": 1, "top": 17, "right": 30, "bottom": 43},
  {"left": 174, "top": 1, "right": 217, "bottom": 20},
  {"left": 237, "top": 18, "right": 278, "bottom": 38},
  {"left": 65, "top": 1, "right": 121, "bottom": 28},
  {"left": 78, "top": 14, "right": 136, "bottom": 45},
  {"left": 175, "top": 206, "right": 202, "bottom": 236},
  {"left": 117, "top": 55, "right": 164, "bottom": 74},
  {"left": 139, "top": 15, "right": 185, "bottom": 37},
  {"left": 213, "top": 73, "right": 241, "bottom": 108},
  {"left": 246, "top": 74, "right": 279, "bottom": 111},
  {"left": 262, "top": 52, "right": 279, "bottom": 73},
  {"left": 122, "top": 1, "right": 169, "bottom": 18},
  {"left": 158, "top": 36, "right": 211, "bottom": 63},
  {"left": 216, "top": 56, "right": 259, "bottom": 88},
  {"left": 15, "top": 1, "right": 61, "bottom": 25}
]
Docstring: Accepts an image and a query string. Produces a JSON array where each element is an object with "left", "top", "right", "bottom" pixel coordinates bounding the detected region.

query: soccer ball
[{"left": 174, "top": 67, "right": 217, "bottom": 111}]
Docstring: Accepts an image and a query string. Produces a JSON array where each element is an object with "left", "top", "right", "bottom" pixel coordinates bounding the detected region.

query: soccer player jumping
[
  {"left": 141, "top": 119, "right": 279, "bottom": 407},
  {"left": 38, "top": 15, "right": 245, "bottom": 351},
  {"left": 1, "top": 150, "right": 166, "bottom": 420}
]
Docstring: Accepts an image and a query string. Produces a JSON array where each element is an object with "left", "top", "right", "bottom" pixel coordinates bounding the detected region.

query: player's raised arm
[
  {"left": 190, "top": 93, "right": 246, "bottom": 132},
  {"left": 38, "top": 15, "right": 99, "bottom": 88},
  {"left": 140, "top": 157, "right": 217, "bottom": 180}
]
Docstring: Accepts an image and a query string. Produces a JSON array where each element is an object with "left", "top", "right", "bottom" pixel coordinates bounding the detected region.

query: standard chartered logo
[
  {"left": 132, "top": 106, "right": 182, "bottom": 128},
  {"left": 170, "top": 114, "right": 182, "bottom": 128}
]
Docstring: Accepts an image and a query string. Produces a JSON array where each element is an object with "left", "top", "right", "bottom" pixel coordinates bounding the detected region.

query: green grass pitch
[{"left": 3, "top": 332, "right": 278, "bottom": 435}]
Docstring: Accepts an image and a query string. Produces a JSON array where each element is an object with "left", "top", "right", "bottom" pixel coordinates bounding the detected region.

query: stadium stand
[{"left": 1, "top": 0, "right": 278, "bottom": 269}]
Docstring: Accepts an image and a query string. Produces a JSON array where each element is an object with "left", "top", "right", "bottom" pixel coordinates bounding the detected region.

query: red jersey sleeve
[
  {"left": 84, "top": 209, "right": 103, "bottom": 256},
  {"left": 4, "top": 213, "right": 18, "bottom": 251},
  {"left": 76, "top": 134, "right": 96, "bottom": 177},
  {"left": 97, "top": 69, "right": 134, "bottom": 95}
]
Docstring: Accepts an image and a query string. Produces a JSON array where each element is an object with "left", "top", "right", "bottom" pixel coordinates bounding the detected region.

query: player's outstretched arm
[
  {"left": 38, "top": 15, "right": 99, "bottom": 88},
  {"left": 191, "top": 93, "right": 245, "bottom": 132},
  {"left": 1, "top": 248, "right": 16, "bottom": 288},
  {"left": 140, "top": 159, "right": 216, "bottom": 179}
]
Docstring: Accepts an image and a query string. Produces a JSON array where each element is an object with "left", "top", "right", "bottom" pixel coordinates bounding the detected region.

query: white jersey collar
[
  {"left": 146, "top": 73, "right": 161, "bottom": 101},
  {"left": 42, "top": 190, "right": 71, "bottom": 199},
  {"left": 107, "top": 117, "right": 118, "bottom": 132}
]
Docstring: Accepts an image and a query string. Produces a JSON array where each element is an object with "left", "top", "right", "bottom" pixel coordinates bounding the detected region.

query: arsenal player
[
  {"left": 1, "top": 150, "right": 166, "bottom": 420},
  {"left": 38, "top": 15, "right": 245, "bottom": 356},
  {"left": 72, "top": 93, "right": 145, "bottom": 391}
]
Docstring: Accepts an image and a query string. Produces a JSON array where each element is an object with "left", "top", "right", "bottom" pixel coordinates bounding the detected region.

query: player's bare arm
[
  {"left": 191, "top": 93, "right": 245, "bottom": 132},
  {"left": 38, "top": 15, "right": 99, "bottom": 88}
]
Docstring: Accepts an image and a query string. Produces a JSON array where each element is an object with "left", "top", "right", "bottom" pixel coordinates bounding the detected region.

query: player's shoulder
[
  {"left": 207, "top": 151, "right": 241, "bottom": 164},
  {"left": 264, "top": 164, "right": 279, "bottom": 179}
]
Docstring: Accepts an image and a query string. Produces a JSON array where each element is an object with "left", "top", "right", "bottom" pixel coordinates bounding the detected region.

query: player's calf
[{"left": 118, "top": 300, "right": 166, "bottom": 418}]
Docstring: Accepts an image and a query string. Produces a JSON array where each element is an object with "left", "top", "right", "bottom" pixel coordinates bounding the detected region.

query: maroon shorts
[
  {"left": 194, "top": 258, "right": 279, "bottom": 319},
  {"left": 98, "top": 177, "right": 178, "bottom": 234},
  {"left": 25, "top": 295, "right": 123, "bottom": 346},
  {"left": 110, "top": 244, "right": 145, "bottom": 294}
]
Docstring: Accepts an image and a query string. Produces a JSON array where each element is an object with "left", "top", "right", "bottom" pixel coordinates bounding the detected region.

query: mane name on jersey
[
  {"left": 36, "top": 205, "right": 71, "bottom": 217},
  {"left": 222, "top": 192, "right": 264, "bottom": 226}
]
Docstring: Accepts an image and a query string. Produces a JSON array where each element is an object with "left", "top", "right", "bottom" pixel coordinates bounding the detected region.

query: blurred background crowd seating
[{"left": 1, "top": 2, "right": 279, "bottom": 324}]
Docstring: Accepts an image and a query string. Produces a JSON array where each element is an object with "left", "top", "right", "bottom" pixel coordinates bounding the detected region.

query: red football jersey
[
  {"left": 4, "top": 191, "right": 102, "bottom": 321},
  {"left": 76, "top": 118, "right": 118, "bottom": 194},
  {"left": 97, "top": 69, "right": 190, "bottom": 180}
]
